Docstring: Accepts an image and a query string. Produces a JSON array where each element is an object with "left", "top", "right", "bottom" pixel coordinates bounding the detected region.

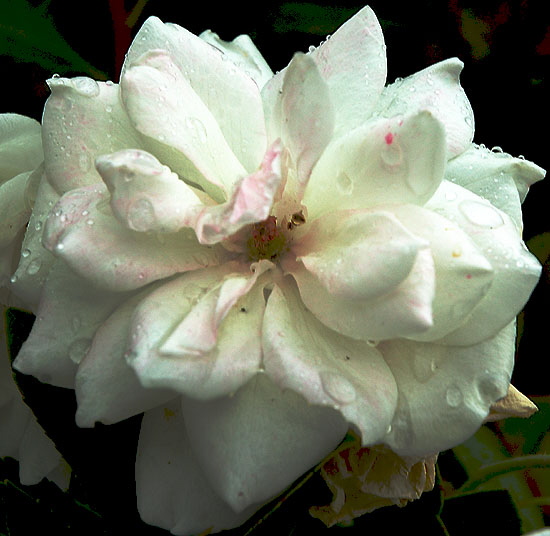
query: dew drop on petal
[
  {"left": 68, "top": 338, "right": 91, "bottom": 364},
  {"left": 411, "top": 354, "right": 435, "bottom": 383},
  {"left": 380, "top": 139, "right": 403, "bottom": 171},
  {"left": 71, "top": 77, "right": 100, "bottom": 98},
  {"left": 335, "top": 171, "right": 353, "bottom": 195},
  {"left": 21, "top": 248, "right": 31, "bottom": 258},
  {"left": 445, "top": 384, "right": 463, "bottom": 407},
  {"left": 388, "top": 394, "right": 415, "bottom": 448},
  {"left": 185, "top": 117, "right": 207, "bottom": 143},
  {"left": 476, "top": 370, "right": 507, "bottom": 403},
  {"left": 26, "top": 259, "right": 42, "bottom": 275},
  {"left": 319, "top": 370, "right": 356, "bottom": 404},
  {"left": 127, "top": 198, "right": 156, "bottom": 231},
  {"left": 458, "top": 200, "right": 505, "bottom": 229}
]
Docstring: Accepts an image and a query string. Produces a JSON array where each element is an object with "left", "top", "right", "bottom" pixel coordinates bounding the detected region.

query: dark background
[{"left": 1, "top": 1, "right": 549, "bottom": 535}]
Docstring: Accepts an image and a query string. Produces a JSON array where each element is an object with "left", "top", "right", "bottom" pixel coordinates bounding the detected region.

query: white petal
[
  {"left": 0, "top": 170, "right": 32, "bottom": 251},
  {"left": 446, "top": 144, "right": 546, "bottom": 230},
  {"left": 304, "top": 110, "right": 446, "bottom": 220},
  {"left": 0, "top": 113, "right": 43, "bottom": 181},
  {"left": 121, "top": 50, "right": 247, "bottom": 199},
  {"left": 42, "top": 78, "right": 142, "bottom": 194},
  {"left": 75, "top": 290, "right": 176, "bottom": 427},
  {"left": 426, "top": 182, "right": 541, "bottom": 345},
  {"left": 377, "top": 58, "right": 474, "bottom": 158},
  {"left": 136, "top": 402, "right": 257, "bottom": 535},
  {"left": 263, "top": 279, "right": 398, "bottom": 445},
  {"left": 199, "top": 30, "right": 273, "bottom": 89},
  {"left": 123, "top": 17, "right": 267, "bottom": 175},
  {"left": 96, "top": 149, "right": 201, "bottom": 233},
  {"left": 182, "top": 373, "right": 348, "bottom": 512},
  {"left": 128, "top": 263, "right": 265, "bottom": 399},
  {"left": 379, "top": 322, "right": 516, "bottom": 456}
]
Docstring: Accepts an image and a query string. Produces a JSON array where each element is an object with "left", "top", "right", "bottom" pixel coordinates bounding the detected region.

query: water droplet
[
  {"left": 445, "top": 384, "right": 463, "bottom": 407},
  {"left": 68, "top": 338, "right": 91, "bottom": 364},
  {"left": 335, "top": 172, "right": 353, "bottom": 195},
  {"left": 380, "top": 139, "right": 403, "bottom": 171},
  {"left": 388, "top": 394, "right": 415, "bottom": 448},
  {"left": 127, "top": 198, "right": 156, "bottom": 231},
  {"left": 459, "top": 200, "right": 505, "bottom": 229},
  {"left": 21, "top": 248, "right": 31, "bottom": 258},
  {"left": 491, "top": 146, "right": 503, "bottom": 153},
  {"left": 10, "top": 274, "right": 18, "bottom": 283},
  {"left": 71, "top": 77, "right": 100, "bottom": 97},
  {"left": 34, "top": 220, "right": 42, "bottom": 231},
  {"left": 86, "top": 219, "right": 95, "bottom": 225},
  {"left": 26, "top": 259, "right": 42, "bottom": 275},
  {"left": 319, "top": 371, "right": 356, "bottom": 404},
  {"left": 412, "top": 354, "right": 435, "bottom": 383},
  {"left": 385, "top": 424, "right": 392, "bottom": 434},
  {"left": 185, "top": 117, "right": 207, "bottom": 143},
  {"left": 56, "top": 242, "right": 65, "bottom": 252},
  {"left": 105, "top": 105, "right": 113, "bottom": 113},
  {"left": 476, "top": 370, "right": 507, "bottom": 403}
]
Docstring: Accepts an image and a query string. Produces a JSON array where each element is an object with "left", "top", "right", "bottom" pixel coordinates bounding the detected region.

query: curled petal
[
  {"left": 13, "top": 262, "right": 125, "bottom": 387},
  {"left": 304, "top": 110, "right": 446, "bottom": 220},
  {"left": 446, "top": 144, "right": 546, "bottom": 230},
  {"left": 127, "top": 262, "right": 266, "bottom": 399},
  {"left": 121, "top": 50, "right": 247, "bottom": 198},
  {"left": 378, "top": 322, "right": 516, "bottom": 456},
  {"left": 427, "top": 182, "right": 541, "bottom": 345},
  {"left": 96, "top": 149, "right": 201, "bottom": 233},
  {"left": 75, "top": 290, "right": 176, "bottom": 427},
  {"left": 123, "top": 16, "right": 267, "bottom": 175},
  {"left": 136, "top": 402, "right": 258, "bottom": 535},
  {"left": 42, "top": 78, "right": 143, "bottom": 194},
  {"left": 199, "top": 30, "right": 273, "bottom": 90},
  {"left": 263, "top": 278, "right": 398, "bottom": 445},
  {"left": 377, "top": 58, "right": 474, "bottom": 158},
  {"left": 42, "top": 185, "right": 218, "bottom": 292},
  {"left": 485, "top": 385, "right": 538, "bottom": 422},
  {"left": 181, "top": 373, "right": 348, "bottom": 512}
]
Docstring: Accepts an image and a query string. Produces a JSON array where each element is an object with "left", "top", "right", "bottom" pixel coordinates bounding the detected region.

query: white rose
[{"left": 3, "top": 6, "right": 544, "bottom": 534}]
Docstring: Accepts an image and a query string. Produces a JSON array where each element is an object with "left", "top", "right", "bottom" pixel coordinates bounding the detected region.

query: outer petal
[
  {"left": 281, "top": 54, "right": 334, "bottom": 188},
  {"left": 123, "top": 17, "right": 266, "bottom": 175},
  {"left": 199, "top": 30, "right": 273, "bottom": 90},
  {"left": 42, "top": 78, "right": 143, "bottom": 194},
  {"left": 0, "top": 114, "right": 43, "bottom": 181},
  {"left": 426, "top": 181, "right": 541, "bottom": 345},
  {"left": 181, "top": 373, "right": 348, "bottom": 512},
  {"left": 136, "top": 401, "right": 257, "bottom": 535},
  {"left": 121, "top": 50, "right": 247, "bottom": 198},
  {"left": 0, "top": 171, "right": 32, "bottom": 251},
  {"left": 12, "top": 262, "right": 126, "bottom": 387},
  {"left": 263, "top": 278, "right": 398, "bottom": 445},
  {"left": 386, "top": 203, "right": 494, "bottom": 342},
  {"left": 127, "top": 262, "right": 266, "bottom": 399},
  {"left": 377, "top": 58, "right": 474, "bottom": 158},
  {"left": 75, "top": 290, "right": 176, "bottom": 427},
  {"left": 1, "top": 309, "right": 70, "bottom": 489},
  {"left": 446, "top": 144, "right": 546, "bottom": 230},
  {"left": 9, "top": 173, "right": 58, "bottom": 310},
  {"left": 42, "top": 184, "right": 219, "bottom": 292},
  {"left": 294, "top": 210, "right": 429, "bottom": 300},
  {"left": 379, "top": 322, "right": 516, "bottom": 457},
  {"left": 304, "top": 110, "right": 446, "bottom": 220},
  {"left": 96, "top": 149, "right": 201, "bottom": 233}
]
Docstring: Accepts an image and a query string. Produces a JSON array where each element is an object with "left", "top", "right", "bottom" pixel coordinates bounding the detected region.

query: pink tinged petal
[
  {"left": 426, "top": 182, "right": 541, "bottom": 345},
  {"left": 123, "top": 17, "right": 267, "bottom": 176},
  {"left": 42, "top": 185, "right": 218, "bottom": 292},
  {"left": 263, "top": 279, "right": 398, "bottom": 445},
  {"left": 446, "top": 144, "right": 546, "bottom": 230},
  {"left": 13, "top": 261, "right": 125, "bottom": 387},
  {"left": 42, "top": 78, "right": 143, "bottom": 194},
  {"left": 199, "top": 30, "right": 274, "bottom": 90},
  {"left": 309, "top": 5, "right": 387, "bottom": 138},
  {"left": 181, "top": 373, "right": 348, "bottom": 512},
  {"left": 194, "top": 142, "right": 283, "bottom": 244},
  {"left": 75, "top": 291, "right": 176, "bottom": 428},
  {"left": 304, "top": 110, "right": 446, "bottom": 220},
  {"left": 386, "top": 204, "right": 494, "bottom": 342},
  {"left": 10, "top": 173, "right": 58, "bottom": 310},
  {"left": 379, "top": 321, "right": 516, "bottom": 457},
  {"left": 281, "top": 53, "right": 334, "bottom": 187},
  {"left": 378, "top": 58, "right": 474, "bottom": 158},
  {"left": 136, "top": 402, "right": 258, "bottom": 535},
  {"left": 295, "top": 210, "right": 430, "bottom": 300},
  {"left": 0, "top": 114, "right": 43, "bottom": 180},
  {"left": 128, "top": 263, "right": 267, "bottom": 399},
  {"left": 95, "top": 149, "right": 201, "bottom": 233},
  {"left": 121, "top": 51, "right": 248, "bottom": 199}
]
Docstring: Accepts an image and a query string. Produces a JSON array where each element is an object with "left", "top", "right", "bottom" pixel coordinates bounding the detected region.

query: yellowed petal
[{"left": 485, "top": 384, "right": 538, "bottom": 422}]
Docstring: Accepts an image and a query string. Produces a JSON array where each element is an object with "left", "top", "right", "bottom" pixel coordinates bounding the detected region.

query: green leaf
[{"left": 0, "top": 0, "right": 106, "bottom": 78}]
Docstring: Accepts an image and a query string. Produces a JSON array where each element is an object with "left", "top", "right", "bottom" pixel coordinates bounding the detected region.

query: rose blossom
[{"left": 1, "top": 5, "right": 545, "bottom": 534}]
